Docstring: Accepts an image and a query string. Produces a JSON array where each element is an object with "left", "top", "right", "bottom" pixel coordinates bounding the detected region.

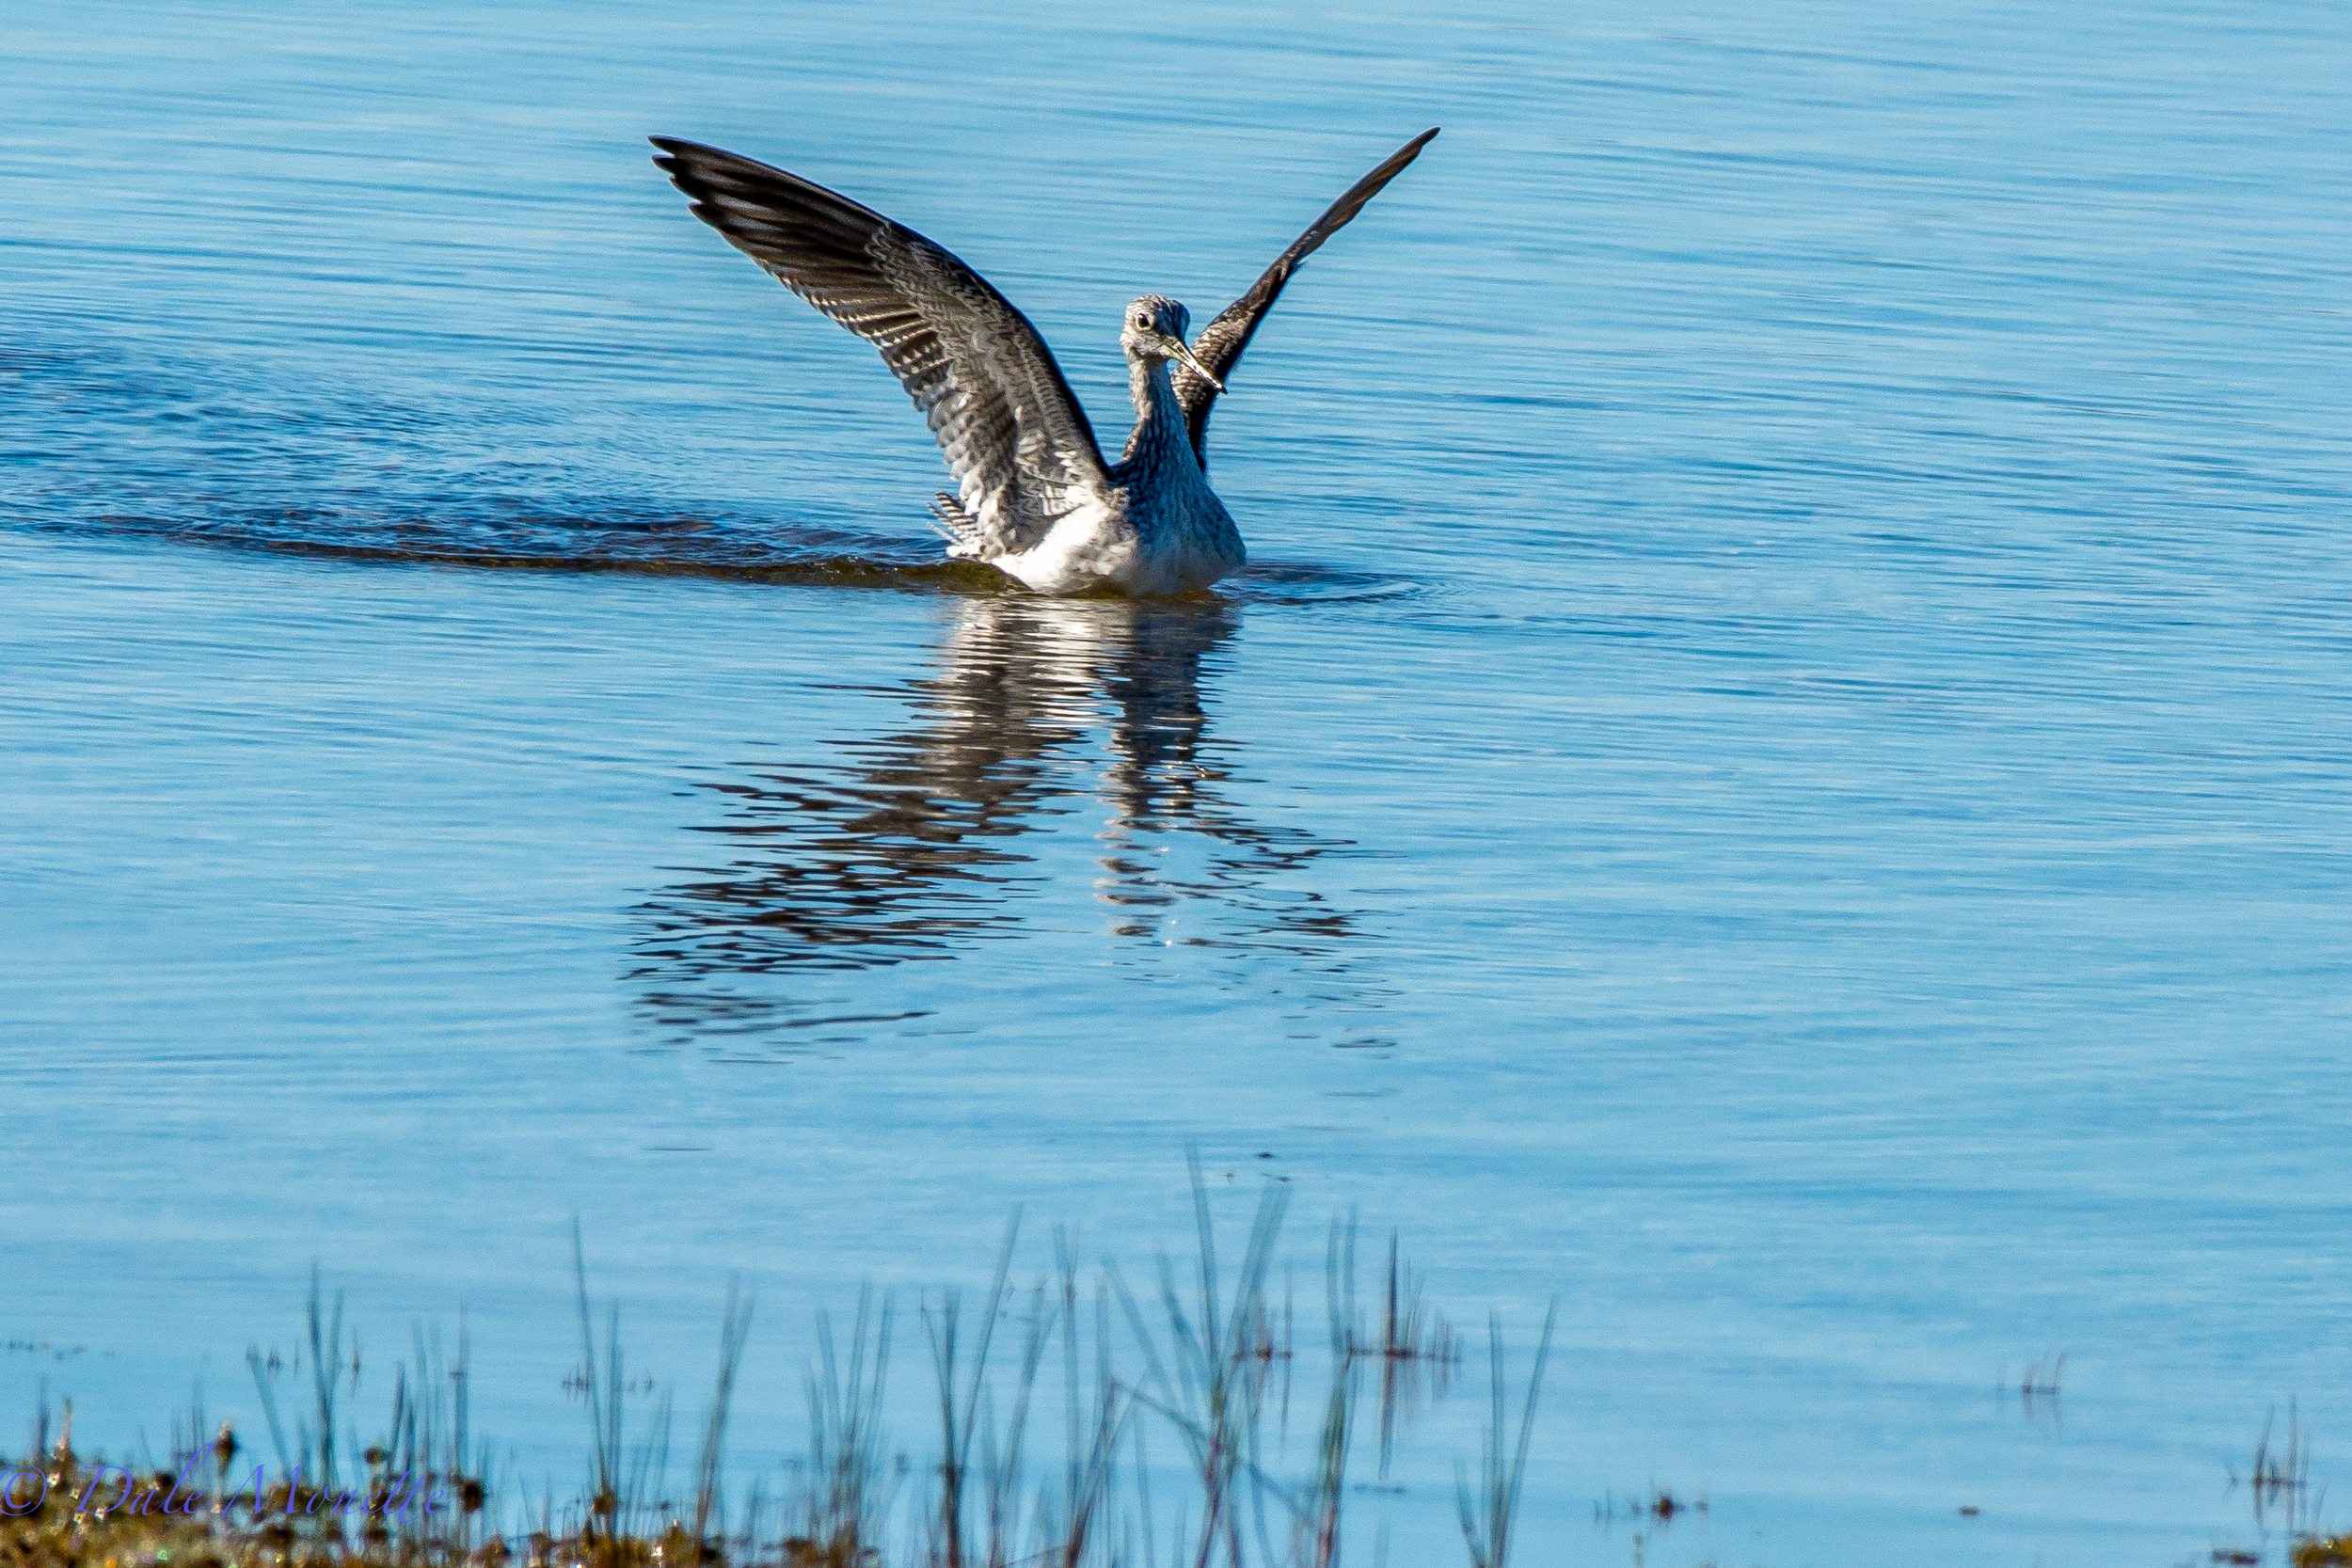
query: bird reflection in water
[{"left": 628, "top": 594, "right": 1375, "bottom": 1048}]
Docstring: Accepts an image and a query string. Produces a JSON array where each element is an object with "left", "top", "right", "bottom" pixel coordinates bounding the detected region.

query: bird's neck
[{"left": 1122, "top": 355, "right": 1192, "bottom": 470}]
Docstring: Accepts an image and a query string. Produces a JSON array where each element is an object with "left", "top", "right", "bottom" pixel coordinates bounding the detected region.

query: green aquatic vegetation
[
  {"left": 1451, "top": 1304, "right": 1554, "bottom": 1568},
  {"left": 6, "top": 1178, "right": 1524, "bottom": 1568}
]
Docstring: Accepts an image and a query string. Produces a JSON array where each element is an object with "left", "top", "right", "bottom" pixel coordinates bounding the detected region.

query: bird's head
[{"left": 1120, "top": 295, "right": 1222, "bottom": 391}]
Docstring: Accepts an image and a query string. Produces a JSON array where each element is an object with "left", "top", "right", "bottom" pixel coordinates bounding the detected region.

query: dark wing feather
[
  {"left": 651, "top": 137, "right": 1108, "bottom": 558},
  {"left": 1173, "top": 130, "right": 1438, "bottom": 467}
]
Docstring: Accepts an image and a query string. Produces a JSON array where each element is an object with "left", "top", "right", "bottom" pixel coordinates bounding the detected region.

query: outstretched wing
[
  {"left": 1173, "top": 130, "right": 1438, "bottom": 468},
  {"left": 651, "top": 137, "right": 1109, "bottom": 559}
]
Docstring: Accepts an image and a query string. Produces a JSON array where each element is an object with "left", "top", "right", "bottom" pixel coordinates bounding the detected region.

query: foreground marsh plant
[
  {"left": 1453, "top": 1306, "right": 1556, "bottom": 1568},
  {"left": 5, "top": 1171, "right": 1555, "bottom": 1568}
]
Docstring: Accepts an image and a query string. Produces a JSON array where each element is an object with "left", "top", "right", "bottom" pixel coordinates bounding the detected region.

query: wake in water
[{"left": 2, "top": 339, "right": 1409, "bottom": 603}]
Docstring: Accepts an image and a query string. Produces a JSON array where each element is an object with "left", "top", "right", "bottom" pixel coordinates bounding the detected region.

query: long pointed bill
[{"left": 1167, "top": 339, "right": 1224, "bottom": 393}]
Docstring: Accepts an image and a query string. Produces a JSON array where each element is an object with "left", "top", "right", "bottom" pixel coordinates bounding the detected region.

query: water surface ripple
[{"left": 4, "top": 1, "right": 2349, "bottom": 1563}]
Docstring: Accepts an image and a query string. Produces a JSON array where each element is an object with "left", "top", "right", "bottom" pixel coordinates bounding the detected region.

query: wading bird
[{"left": 651, "top": 129, "right": 1438, "bottom": 595}]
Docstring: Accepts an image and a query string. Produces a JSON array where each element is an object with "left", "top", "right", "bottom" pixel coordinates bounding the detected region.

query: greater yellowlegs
[{"left": 651, "top": 129, "right": 1438, "bottom": 594}]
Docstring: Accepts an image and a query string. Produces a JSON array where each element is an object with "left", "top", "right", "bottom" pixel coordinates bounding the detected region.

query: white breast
[{"left": 992, "top": 500, "right": 1240, "bottom": 594}]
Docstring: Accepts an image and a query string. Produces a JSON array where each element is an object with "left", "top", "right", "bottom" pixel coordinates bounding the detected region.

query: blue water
[{"left": 6, "top": 0, "right": 2350, "bottom": 1562}]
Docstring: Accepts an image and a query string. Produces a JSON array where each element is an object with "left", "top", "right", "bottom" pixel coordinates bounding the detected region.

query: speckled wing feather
[
  {"left": 1173, "top": 130, "right": 1438, "bottom": 468},
  {"left": 651, "top": 137, "right": 1108, "bottom": 558}
]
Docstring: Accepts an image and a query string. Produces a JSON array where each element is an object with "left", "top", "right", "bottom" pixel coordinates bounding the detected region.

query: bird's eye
[{"left": 1134, "top": 316, "right": 1151, "bottom": 330}]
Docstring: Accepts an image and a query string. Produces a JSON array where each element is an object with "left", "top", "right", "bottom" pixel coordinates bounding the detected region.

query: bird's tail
[{"left": 928, "top": 492, "right": 987, "bottom": 559}]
